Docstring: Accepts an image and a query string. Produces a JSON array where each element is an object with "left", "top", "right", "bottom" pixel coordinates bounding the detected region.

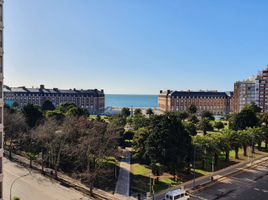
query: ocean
[{"left": 105, "top": 94, "right": 158, "bottom": 108}]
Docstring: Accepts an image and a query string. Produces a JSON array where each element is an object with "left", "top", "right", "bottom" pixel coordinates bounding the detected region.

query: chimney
[{"left": 40, "top": 84, "right": 45, "bottom": 89}]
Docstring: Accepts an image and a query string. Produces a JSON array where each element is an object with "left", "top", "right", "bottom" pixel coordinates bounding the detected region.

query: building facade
[
  {"left": 4, "top": 85, "right": 105, "bottom": 114},
  {"left": 258, "top": 66, "right": 268, "bottom": 112},
  {"left": 158, "top": 90, "right": 231, "bottom": 115},
  {"left": 231, "top": 77, "right": 260, "bottom": 113},
  {"left": 0, "top": 0, "right": 3, "bottom": 198}
]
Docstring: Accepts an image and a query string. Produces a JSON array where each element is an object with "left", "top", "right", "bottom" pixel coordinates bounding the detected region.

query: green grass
[
  {"left": 131, "top": 163, "right": 181, "bottom": 193},
  {"left": 132, "top": 163, "right": 151, "bottom": 176}
]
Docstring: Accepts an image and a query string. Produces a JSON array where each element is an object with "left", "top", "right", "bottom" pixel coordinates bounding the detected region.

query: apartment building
[
  {"left": 0, "top": 0, "right": 3, "bottom": 198},
  {"left": 158, "top": 90, "right": 231, "bottom": 115},
  {"left": 258, "top": 66, "right": 268, "bottom": 112},
  {"left": 231, "top": 76, "right": 259, "bottom": 113},
  {"left": 4, "top": 85, "right": 105, "bottom": 114}
]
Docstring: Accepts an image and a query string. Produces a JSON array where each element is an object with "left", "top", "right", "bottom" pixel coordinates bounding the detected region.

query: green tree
[
  {"left": 45, "top": 110, "right": 65, "bottom": 122},
  {"left": 145, "top": 114, "right": 192, "bottom": 176},
  {"left": 188, "top": 105, "right": 197, "bottom": 114},
  {"left": 133, "top": 114, "right": 150, "bottom": 130},
  {"left": 66, "top": 106, "right": 88, "bottom": 117},
  {"left": 134, "top": 108, "right": 142, "bottom": 116},
  {"left": 184, "top": 122, "right": 197, "bottom": 136},
  {"left": 230, "top": 105, "right": 259, "bottom": 130},
  {"left": 121, "top": 107, "right": 131, "bottom": 118},
  {"left": 22, "top": 104, "right": 44, "bottom": 128},
  {"left": 201, "top": 111, "right": 215, "bottom": 121},
  {"left": 198, "top": 118, "right": 213, "bottom": 135},
  {"left": 188, "top": 114, "right": 199, "bottom": 124},
  {"left": 41, "top": 100, "right": 55, "bottom": 111},
  {"left": 178, "top": 111, "right": 189, "bottom": 121},
  {"left": 229, "top": 130, "right": 241, "bottom": 159},
  {"left": 146, "top": 108, "right": 154, "bottom": 116},
  {"left": 133, "top": 128, "right": 150, "bottom": 161},
  {"left": 214, "top": 121, "right": 224, "bottom": 131}
]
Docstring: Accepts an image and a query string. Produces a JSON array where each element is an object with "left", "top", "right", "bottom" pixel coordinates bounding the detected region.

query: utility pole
[
  {"left": 193, "top": 145, "right": 196, "bottom": 188},
  {"left": 211, "top": 156, "right": 214, "bottom": 181}
]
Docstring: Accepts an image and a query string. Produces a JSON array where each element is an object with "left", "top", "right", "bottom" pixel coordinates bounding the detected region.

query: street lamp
[
  {"left": 193, "top": 145, "right": 197, "bottom": 189},
  {"left": 10, "top": 172, "right": 31, "bottom": 200},
  {"left": 251, "top": 134, "right": 255, "bottom": 166}
]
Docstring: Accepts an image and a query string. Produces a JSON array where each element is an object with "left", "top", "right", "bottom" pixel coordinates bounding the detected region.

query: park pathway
[{"left": 115, "top": 150, "right": 131, "bottom": 197}]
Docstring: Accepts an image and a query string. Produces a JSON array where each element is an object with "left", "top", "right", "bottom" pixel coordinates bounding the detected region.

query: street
[
  {"left": 191, "top": 160, "right": 268, "bottom": 200},
  {"left": 3, "top": 158, "right": 91, "bottom": 200}
]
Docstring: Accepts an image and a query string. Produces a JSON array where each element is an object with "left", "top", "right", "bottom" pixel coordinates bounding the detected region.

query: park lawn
[{"left": 131, "top": 163, "right": 181, "bottom": 193}]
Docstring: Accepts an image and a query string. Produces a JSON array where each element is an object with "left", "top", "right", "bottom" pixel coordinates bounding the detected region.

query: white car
[{"left": 164, "top": 189, "right": 190, "bottom": 200}]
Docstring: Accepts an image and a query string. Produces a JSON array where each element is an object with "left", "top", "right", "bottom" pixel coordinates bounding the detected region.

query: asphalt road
[
  {"left": 3, "top": 158, "right": 91, "bottom": 200},
  {"left": 191, "top": 160, "right": 268, "bottom": 200}
]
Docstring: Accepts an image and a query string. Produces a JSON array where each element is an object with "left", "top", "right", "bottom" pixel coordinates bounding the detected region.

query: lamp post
[
  {"left": 211, "top": 156, "right": 214, "bottom": 181},
  {"left": 193, "top": 145, "right": 197, "bottom": 188},
  {"left": 251, "top": 134, "right": 255, "bottom": 166}
]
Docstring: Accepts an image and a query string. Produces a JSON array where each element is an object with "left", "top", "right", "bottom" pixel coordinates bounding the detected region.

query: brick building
[
  {"left": 158, "top": 90, "right": 232, "bottom": 115},
  {"left": 4, "top": 85, "right": 105, "bottom": 114}
]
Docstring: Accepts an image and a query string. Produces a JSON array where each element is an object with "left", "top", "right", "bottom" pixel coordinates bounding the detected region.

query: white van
[{"left": 164, "top": 189, "right": 190, "bottom": 200}]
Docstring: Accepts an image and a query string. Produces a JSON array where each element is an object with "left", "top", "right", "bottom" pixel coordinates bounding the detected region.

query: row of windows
[{"left": 172, "top": 96, "right": 227, "bottom": 99}]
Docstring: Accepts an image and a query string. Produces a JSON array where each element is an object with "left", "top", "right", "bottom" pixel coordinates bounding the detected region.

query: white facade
[{"left": 238, "top": 76, "right": 259, "bottom": 112}]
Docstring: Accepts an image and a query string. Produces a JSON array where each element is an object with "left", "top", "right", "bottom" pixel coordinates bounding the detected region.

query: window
[
  {"left": 0, "top": 107, "right": 2, "bottom": 124},
  {"left": 0, "top": 30, "right": 2, "bottom": 48},
  {"left": 0, "top": 4, "right": 2, "bottom": 22}
]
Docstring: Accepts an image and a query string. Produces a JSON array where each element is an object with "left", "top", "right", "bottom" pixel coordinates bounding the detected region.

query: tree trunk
[
  {"left": 41, "top": 151, "right": 44, "bottom": 173},
  {"left": 252, "top": 145, "right": 255, "bottom": 154},
  {"left": 265, "top": 139, "right": 268, "bottom": 149},
  {"left": 235, "top": 147, "right": 239, "bottom": 159},
  {"left": 214, "top": 153, "right": 218, "bottom": 166},
  {"left": 258, "top": 142, "right": 262, "bottom": 150},
  {"left": 89, "top": 183, "right": 94, "bottom": 197},
  {"left": 225, "top": 151, "right": 230, "bottom": 162},
  {"left": 243, "top": 145, "right": 247, "bottom": 157},
  {"left": 9, "top": 146, "right": 12, "bottom": 159},
  {"left": 30, "top": 159, "right": 33, "bottom": 168},
  {"left": 202, "top": 159, "right": 205, "bottom": 169}
]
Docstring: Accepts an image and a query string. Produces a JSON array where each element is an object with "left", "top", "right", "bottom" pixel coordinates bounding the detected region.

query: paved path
[
  {"left": 191, "top": 159, "right": 268, "bottom": 200},
  {"left": 115, "top": 151, "right": 131, "bottom": 196},
  {"left": 3, "top": 158, "right": 90, "bottom": 200}
]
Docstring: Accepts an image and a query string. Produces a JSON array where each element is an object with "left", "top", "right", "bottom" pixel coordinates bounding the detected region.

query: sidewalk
[
  {"left": 153, "top": 154, "right": 268, "bottom": 200},
  {"left": 115, "top": 150, "right": 131, "bottom": 196},
  {"left": 5, "top": 151, "right": 132, "bottom": 200}
]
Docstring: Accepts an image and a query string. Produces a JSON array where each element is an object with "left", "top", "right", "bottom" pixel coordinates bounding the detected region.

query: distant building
[
  {"left": 258, "top": 66, "right": 268, "bottom": 112},
  {"left": 231, "top": 76, "right": 259, "bottom": 113},
  {"left": 158, "top": 90, "right": 232, "bottom": 115},
  {"left": 4, "top": 85, "right": 105, "bottom": 114}
]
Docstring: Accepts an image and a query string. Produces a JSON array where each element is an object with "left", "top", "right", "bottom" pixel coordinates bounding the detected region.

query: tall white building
[
  {"left": 0, "top": 0, "right": 3, "bottom": 198},
  {"left": 235, "top": 76, "right": 259, "bottom": 112}
]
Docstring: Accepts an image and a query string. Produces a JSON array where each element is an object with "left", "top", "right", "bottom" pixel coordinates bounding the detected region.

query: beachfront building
[
  {"left": 258, "top": 66, "right": 268, "bottom": 112},
  {"left": 158, "top": 90, "right": 232, "bottom": 115},
  {"left": 4, "top": 85, "right": 105, "bottom": 114},
  {"left": 0, "top": 0, "right": 3, "bottom": 198},
  {"left": 231, "top": 76, "right": 260, "bottom": 113}
]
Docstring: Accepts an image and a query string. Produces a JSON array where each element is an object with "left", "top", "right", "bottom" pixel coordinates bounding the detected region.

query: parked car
[{"left": 164, "top": 189, "right": 190, "bottom": 200}]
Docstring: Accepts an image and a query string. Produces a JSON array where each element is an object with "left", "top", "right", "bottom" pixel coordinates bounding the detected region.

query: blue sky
[{"left": 4, "top": 0, "right": 268, "bottom": 94}]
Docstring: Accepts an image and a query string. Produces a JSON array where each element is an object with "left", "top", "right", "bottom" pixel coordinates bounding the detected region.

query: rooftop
[{"left": 4, "top": 85, "right": 104, "bottom": 96}]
